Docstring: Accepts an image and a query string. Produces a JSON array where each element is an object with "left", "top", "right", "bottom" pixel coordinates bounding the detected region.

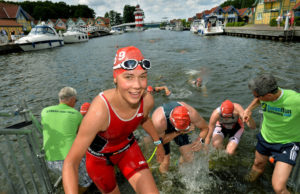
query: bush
[
  {"left": 295, "top": 16, "right": 300, "bottom": 26},
  {"left": 226, "top": 22, "right": 245, "bottom": 27},
  {"left": 270, "top": 18, "right": 277, "bottom": 26}
]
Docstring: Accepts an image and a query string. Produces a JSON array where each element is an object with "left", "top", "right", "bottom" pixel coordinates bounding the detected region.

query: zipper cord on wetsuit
[{"left": 147, "top": 146, "right": 157, "bottom": 163}]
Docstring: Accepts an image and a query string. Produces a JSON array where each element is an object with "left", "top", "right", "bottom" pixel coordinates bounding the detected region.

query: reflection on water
[{"left": 0, "top": 28, "right": 300, "bottom": 193}]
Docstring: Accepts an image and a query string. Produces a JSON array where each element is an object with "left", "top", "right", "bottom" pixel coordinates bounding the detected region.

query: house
[
  {"left": 223, "top": 6, "right": 239, "bottom": 24},
  {"left": 55, "top": 18, "right": 67, "bottom": 30},
  {"left": 238, "top": 8, "right": 252, "bottom": 23},
  {"left": 0, "top": 2, "right": 34, "bottom": 39},
  {"left": 46, "top": 19, "right": 56, "bottom": 28},
  {"left": 94, "top": 17, "right": 110, "bottom": 28},
  {"left": 66, "top": 18, "right": 77, "bottom": 28},
  {"left": 208, "top": 6, "right": 225, "bottom": 22},
  {"left": 253, "top": 0, "right": 300, "bottom": 24},
  {"left": 87, "top": 18, "right": 95, "bottom": 26},
  {"left": 76, "top": 17, "right": 87, "bottom": 27}
]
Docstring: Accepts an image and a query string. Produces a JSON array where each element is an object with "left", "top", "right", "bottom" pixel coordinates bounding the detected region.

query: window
[
  {"left": 259, "top": 0, "right": 264, "bottom": 4},
  {"left": 256, "top": 12, "right": 263, "bottom": 20}
]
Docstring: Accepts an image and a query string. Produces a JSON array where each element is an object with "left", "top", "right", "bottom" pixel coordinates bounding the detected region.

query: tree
[
  {"left": 5, "top": 0, "right": 95, "bottom": 20},
  {"left": 106, "top": 10, "right": 122, "bottom": 26},
  {"left": 123, "top": 5, "right": 136, "bottom": 23},
  {"left": 220, "top": 0, "right": 256, "bottom": 9}
]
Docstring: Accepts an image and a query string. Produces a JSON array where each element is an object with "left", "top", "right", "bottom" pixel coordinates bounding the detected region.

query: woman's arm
[{"left": 141, "top": 93, "right": 165, "bottom": 163}]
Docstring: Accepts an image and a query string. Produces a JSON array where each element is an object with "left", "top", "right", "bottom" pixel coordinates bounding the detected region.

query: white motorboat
[
  {"left": 15, "top": 23, "right": 64, "bottom": 51},
  {"left": 110, "top": 27, "right": 124, "bottom": 35},
  {"left": 197, "top": 16, "right": 224, "bottom": 36},
  {"left": 190, "top": 20, "right": 201, "bottom": 34},
  {"left": 63, "top": 28, "right": 89, "bottom": 43}
]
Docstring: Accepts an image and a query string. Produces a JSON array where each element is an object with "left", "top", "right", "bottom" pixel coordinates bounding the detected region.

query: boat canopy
[{"left": 29, "top": 26, "right": 56, "bottom": 36}]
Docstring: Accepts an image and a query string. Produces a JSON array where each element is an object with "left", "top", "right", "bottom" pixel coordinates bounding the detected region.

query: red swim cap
[
  {"left": 113, "top": 46, "right": 144, "bottom": 78},
  {"left": 147, "top": 85, "right": 153, "bottom": 92},
  {"left": 170, "top": 106, "right": 191, "bottom": 131},
  {"left": 80, "top": 102, "right": 90, "bottom": 116},
  {"left": 220, "top": 100, "right": 234, "bottom": 117}
]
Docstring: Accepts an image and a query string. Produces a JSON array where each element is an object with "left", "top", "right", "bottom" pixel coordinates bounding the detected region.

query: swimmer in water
[
  {"left": 206, "top": 100, "right": 256, "bottom": 155},
  {"left": 190, "top": 77, "right": 203, "bottom": 87},
  {"left": 147, "top": 85, "right": 171, "bottom": 96},
  {"left": 151, "top": 101, "right": 209, "bottom": 173},
  {"left": 62, "top": 46, "right": 165, "bottom": 194}
]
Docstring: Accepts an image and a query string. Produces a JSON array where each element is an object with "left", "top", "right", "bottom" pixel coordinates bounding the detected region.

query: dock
[
  {"left": 225, "top": 24, "right": 300, "bottom": 41},
  {"left": 0, "top": 42, "right": 22, "bottom": 55}
]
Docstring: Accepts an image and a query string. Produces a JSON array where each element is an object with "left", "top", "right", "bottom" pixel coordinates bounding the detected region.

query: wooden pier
[
  {"left": 225, "top": 24, "right": 300, "bottom": 41},
  {"left": 0, "top": 43, "right": 22, "bottom": 55}
]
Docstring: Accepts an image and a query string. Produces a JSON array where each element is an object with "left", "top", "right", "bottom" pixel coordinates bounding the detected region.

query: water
[{"left": 1, "top": 28, "right": 300, "bottom": 193}]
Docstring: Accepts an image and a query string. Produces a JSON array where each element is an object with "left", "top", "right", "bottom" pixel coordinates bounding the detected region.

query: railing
[{"left": 0, "top": 101, "right": 60, "bottom": 194}]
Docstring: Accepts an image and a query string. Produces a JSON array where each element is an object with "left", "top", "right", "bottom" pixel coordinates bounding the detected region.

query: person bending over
[
  {"left": 206, "top": 100, "right": 256, "bottom": 155},
  {"left": 151, "top": 101, "right": 208, "bottom": 173}
]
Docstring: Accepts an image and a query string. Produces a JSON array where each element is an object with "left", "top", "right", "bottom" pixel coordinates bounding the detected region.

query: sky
[{"left": 11, "top": 0, "right": 226, "bottom": 22}]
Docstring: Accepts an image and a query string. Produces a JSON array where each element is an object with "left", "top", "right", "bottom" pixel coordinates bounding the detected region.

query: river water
[{"left": 0, "top": 28, "right": 300, "bottom": 193}]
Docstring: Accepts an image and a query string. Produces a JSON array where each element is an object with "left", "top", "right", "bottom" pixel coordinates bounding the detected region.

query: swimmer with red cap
[
  {"left": 147, "top": 85, "right": 171, "bottom": 96},
  {"left": 151, "top": 101, "right": 209, "bottom": 173},
  {"left": 206, "top": 100, "right": 256, "bottom": 155},
  {"left": 63, "top": 46, "right": 164, "bottom": 194},
  {"left": 80, "top": 102, "right": 90, "bottom": 116}
]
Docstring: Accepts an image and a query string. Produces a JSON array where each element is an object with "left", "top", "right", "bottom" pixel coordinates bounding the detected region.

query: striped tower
[{"left": 134, "top": 4, "right": 144, "bottom": 29}]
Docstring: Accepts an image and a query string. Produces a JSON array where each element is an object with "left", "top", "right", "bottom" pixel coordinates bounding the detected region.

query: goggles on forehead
[{"left": 113, "top": 59, "right": 151, "bottom": 70}]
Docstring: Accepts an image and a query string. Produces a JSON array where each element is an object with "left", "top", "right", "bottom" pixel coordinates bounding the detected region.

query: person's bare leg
[
  {"left": 159, "top": 154, "right": 170, "bottom": 173},
  {"left": 226, "top": 141, "right": 238, "bottom": 155},
  {"left": 244, "top": 151, "right": 268, "bottom": 182},
  {"left": 272, "top": 161, "right": 293, "bottom": 194},
  {"left": 128, "top": 169, "right": 159, "bottom": 194}
]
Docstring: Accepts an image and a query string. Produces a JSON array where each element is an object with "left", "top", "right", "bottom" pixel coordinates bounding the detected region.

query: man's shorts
[
  {"left": 256, "top": 132, "right": 300, "bottom": 165},
  {"left": 47, "top": 157, "right": 93, "bottom": 187},
  {"left": 85, "top": 141, "right": 148, "bottom": 193},
  {"left": 163, "top": 133, "right": 191, "bottom": 155}
]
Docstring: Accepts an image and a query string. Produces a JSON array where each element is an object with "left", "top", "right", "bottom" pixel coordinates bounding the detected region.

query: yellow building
[
  {"left": 254, "top": 0, "right": 300, "bottom": 24},
  {"left": 0, "top": 2, "right": 34, "bottom": 40}
]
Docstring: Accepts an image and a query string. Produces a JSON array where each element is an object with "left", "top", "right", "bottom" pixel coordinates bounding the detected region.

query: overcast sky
[{"left": 12, "top": 0, "right": 226, "bottom": 22}]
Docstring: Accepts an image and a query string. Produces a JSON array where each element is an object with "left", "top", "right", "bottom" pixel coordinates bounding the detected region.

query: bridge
[{"left": 111, "top": 21, "right": 161, "bottom": 29}]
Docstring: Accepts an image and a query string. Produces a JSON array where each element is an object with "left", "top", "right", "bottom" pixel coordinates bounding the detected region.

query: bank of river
[{"left": 0, "top": 28, "right": 299, "bottom": 193}]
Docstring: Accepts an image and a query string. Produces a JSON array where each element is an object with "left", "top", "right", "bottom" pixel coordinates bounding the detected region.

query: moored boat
[
  {"left": 63, "top": 27, "right": 89, "bottom": 43},
  {"left": 197, "top": 16, "right": 224, "bottom": 36},
  {"left": 15, "top": 23, "right": 64, "bottom": 51}
]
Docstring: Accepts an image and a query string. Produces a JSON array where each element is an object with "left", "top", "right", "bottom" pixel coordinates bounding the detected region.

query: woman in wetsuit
[{"left": 62, "top": 46, "right": 165, "bottom": 194}]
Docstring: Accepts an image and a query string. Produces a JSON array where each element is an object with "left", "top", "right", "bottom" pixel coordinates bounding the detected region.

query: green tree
[
  {"left": 220, "top": 0, "right": 256, "bottom": 9},
  {"left": 6, "top": 0, "right": 95, "bottom": 20},
  {"left": 106, "top": 10, "right": 122, "bottom": 26},
  {"left": 123, "top": 5, "right": 136, "bottom": 23}
]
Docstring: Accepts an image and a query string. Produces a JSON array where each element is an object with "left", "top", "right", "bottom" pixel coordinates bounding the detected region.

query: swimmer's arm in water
[
  {"left": 243, "top": 98, "right": 261, "bottom": 123},
  {"left": 154, "top": 86, "right": 171, "bottom": 96},
  {"left": 234, "top": 103, "right": 256, "bottom": 129},
  {"left": 63, "top": 95, "right": 108, "bottom": 194},
  {"left": 141, "top": 93, "right": 165, "bottom": 163}
]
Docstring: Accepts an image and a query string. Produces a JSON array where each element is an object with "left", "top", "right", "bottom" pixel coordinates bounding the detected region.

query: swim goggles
[{"left": 113, "top": 59, "right": 151, "bottom": 70}]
